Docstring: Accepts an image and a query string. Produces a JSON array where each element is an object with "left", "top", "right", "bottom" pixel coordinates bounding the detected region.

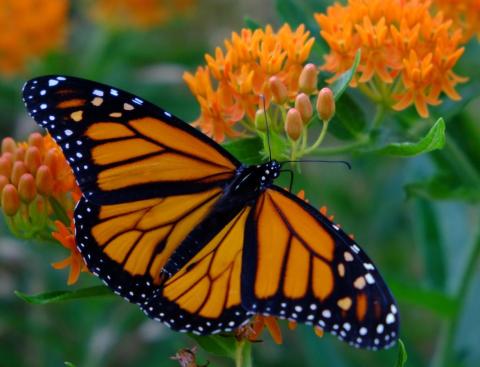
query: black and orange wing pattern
[
  {"left": 75, "top": 192, "right": 251, "bottom": 333},
  {"left": 22, "top": 75, "right": 399, "bottom": 349},
  {"left": 22, "top": 75, "right": 250, "bottom": 333},
  {"left": 242, "top": 187, "right": 399, "bottom": 349},
  {"left": 22, "top": 76, "right": 239, "bottom": 205}
]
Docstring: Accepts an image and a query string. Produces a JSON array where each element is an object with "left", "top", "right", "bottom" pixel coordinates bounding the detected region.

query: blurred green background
[{"left": 1, "top": 0, "right": 480, "bottom": 366}]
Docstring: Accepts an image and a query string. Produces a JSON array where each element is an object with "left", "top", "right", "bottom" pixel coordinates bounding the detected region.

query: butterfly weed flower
[
  {"left": 0, "top": 0, "right": 68, "bottom": 75},
  {"left": 432, "top": 0, "right": 480, "bottom": 42},
  {"left": 183, "top": 24, "right": 315, "bottom": 143},
  {"left": 0, "top": 134, "right": 79, "bottom": 239},
  {"left": 184, "top": 25, "right": 340, "bottom": 162},
  {"left": 51, "top": 218, "right": 87, "bottom": 285},
  {"left": 315, "top": 0, "right": 467, "bottom": 118}
]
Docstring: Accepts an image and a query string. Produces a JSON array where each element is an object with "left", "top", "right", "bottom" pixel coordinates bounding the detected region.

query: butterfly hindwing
[
  {"left": 142, "top": 207, "right": 253, "bottom": 334},
  {"left": 242, "top": 187, "right": 399, "bottom": 349},
  {"left": 22, "top": 76, "right": 239, "bottom": 204}
]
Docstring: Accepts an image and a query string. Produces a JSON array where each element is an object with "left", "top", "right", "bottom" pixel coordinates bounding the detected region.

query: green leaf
[
  {"left": 48, "top": 196, "right": 71, "bottom": 226},
  {"left": 405, "top": 174, "right": 480, "bottom": 203},
  {"left": 244, "top": 16, "right": 261, "bottom": 30},
  {"left": 15, "top": 285, "right": 113, "bottom": 305},
  {"left": 222, "top": 137, "right": 264, "bottom": 165},
  {"left": 374, "top": 118, "right": 446, "bottom": 157},
  {"left": 329, "top": 92, "right": 367, "bottom": 140},
  {"left": 413, "top": 199, "right": 446, "bottom": 290},
  {"left": 64, "top": 362, "right": 76, "bottom": 367},
  {"left": 190, "top": 334, "right": 237, "bottom": 358},
  {"left": 388, "top": 280, "right": 457, "bottom": 318},
  {"left": 330, "top": 49, "right": 361, "bottom": 100},
  {"left": 395, "top": 339, "right": 408, "bottom": 367}
]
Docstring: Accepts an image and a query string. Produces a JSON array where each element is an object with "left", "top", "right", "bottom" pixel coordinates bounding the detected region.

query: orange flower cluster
[
  {"left": 184, "top": 24, "right": 315, "bottom": 141},
  {"left": 0, "top": 133, "right": 78, "bottom": 215},
  {"left": 433, "top": 0, "right": 480, "bottom": 41},
  {"left": 0, "top": 0, "right": 68, "bottom": 75},
  {"left": 315, "top": 0, "right": 467, "bottom": 118},
  {"left": 0, "top": 133, "right": 84, "bottom": 284},
  {"left": 90, "top": 0, "right": 196, "bottom": 29}
]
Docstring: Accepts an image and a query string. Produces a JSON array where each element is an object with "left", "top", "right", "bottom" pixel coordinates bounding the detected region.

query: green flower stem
[
  {"left": 309, "top": 134, "right": 371, "bottom": 156},
  {"left": 372, "top": 104, "right": 387, "bottom": 130},
  {"left": 303, "top": 120, "right": 330, "bottom": 155},
  {"left": 235, "top": 340, "right": 252, "bottom": 367},
  {"left": 432, "top": 228, "right": 480, "bottom": 367}
]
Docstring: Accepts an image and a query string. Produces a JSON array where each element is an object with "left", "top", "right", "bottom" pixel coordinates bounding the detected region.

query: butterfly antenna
[
  {"left": 261, "top": 95, "right": 272, "bottom": 162},
  {"left": 280, "top": 159, "right": 352, "bottom": 170}
]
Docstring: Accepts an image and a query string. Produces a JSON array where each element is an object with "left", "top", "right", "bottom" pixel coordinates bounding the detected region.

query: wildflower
[
  {"left": 1, "top": 184, "right": 20, "bottom": 216},
  {"left": 51, "top": 219, "right": 87, "bottom": 285},
  {"left": 285, "top": 108, "right": 303, "bottom": 141},
  {"left": 316, "top": 87, "right": 335, "bottom": 122},
  {"left": 250, "top": 315, "right": 283, "bottom": 344},
  {"left": 298, "top": 63, "right": 318, "bottom": 94},
  {"left": 0, "top": 0, "right": 68, "bottom": 75},
  {"left": 315, "top": 0, "right": 467, "bottom": 118},
  {"left": 184, "top": 24, "right": 315, "bottom": 142},
  {"left": 432, "top": 0, "right": 480, "bottom": 42},
  {"left": 0, "top": 134, "right": 81, "bottom": 283},
  {"left": 90, "top": 0, "right": 196, "bottom": 30},
  {"left": 295, "top": 93, "right": 313, "bottom": 124}
]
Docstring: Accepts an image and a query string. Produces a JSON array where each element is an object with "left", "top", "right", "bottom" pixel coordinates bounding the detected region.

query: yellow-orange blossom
[
  {"left": 184, "top": 24, "right": 315, "bottom": 142},
  {"left": 316, "top": 0, "right": 467, "bottom": 118}
]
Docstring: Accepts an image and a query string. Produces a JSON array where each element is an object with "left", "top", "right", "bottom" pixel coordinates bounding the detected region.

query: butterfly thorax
[{"left": 222, "top": 160, "right": 281, "bottom": 203}]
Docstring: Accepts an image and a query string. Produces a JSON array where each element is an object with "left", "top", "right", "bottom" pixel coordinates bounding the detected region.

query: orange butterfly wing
[
  {"left": 23, "top": 76, "right": 239, "bottom": 204},
  {"left": 242, "top": 187, "right": 399, "bottom": 349}
]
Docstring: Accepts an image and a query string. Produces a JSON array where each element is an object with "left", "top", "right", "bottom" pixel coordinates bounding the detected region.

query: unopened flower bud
[
  {"left": 11, "top": 161, "right": 27, "bottom": 186},
  {"left": 15, "top": 146, "right": 26, "bottom": 162},
  {"left": 299, "top": 63, "right": 318, "bottom": 94},
  {"left": 25, "top": 146, "right": 41, "bottom": 174},
  {"left": 295, "top": 93, "right": 313, "bottom": 124},
  {"left": 285, "top": 108, "right": 303, "bottom": 141},
  {"left": 18, "top": 173, "right": 37, "bottom": 203},
  {"left": 0, "top": 156, "right": 12, "bottom": 178},
  {"left": 255, "top": 109, "right": 267, "bottom": 131},
  {"left": 269, "top": 76, "right": 288, "bottom": 104},
  {"left": 28, "top": 132, "right": 44, "bottom": 151},
  {"left": 44, "top": 148, "right": 59, "bottom": 177},
  {"left": 36, "top": 165, "right": 54, "bottom": 195},
  {"left": 0, "top": 175, "right": 8, "bottom": 193},
  {"left": 1, "top": 137, "right": 16, "bottom": 154},
  {"left": 316, "top": 87, "right": 335, "bottom": 122},
  {"left": 1, "top": 184, "right": 20, "bottom": 216}
]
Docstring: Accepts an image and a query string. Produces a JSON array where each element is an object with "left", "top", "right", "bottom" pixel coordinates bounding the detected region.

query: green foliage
[
  {"left": 190, "top": 335, "right": 237, "bottom": 358},
  {"left": 395, "top": 340, "right": 408, "bottom": 367},
  {"left": 373, "top": 118, "right": 446, "bottom": 157},
  {"left": 15, "top": 286, "right": 113, "bottom": 304},
  {"left": 330, "top": 50, "right": 361, "bottom": 100}
]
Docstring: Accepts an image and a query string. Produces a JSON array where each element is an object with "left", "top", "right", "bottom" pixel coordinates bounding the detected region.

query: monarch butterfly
[{"left": 22, "top": 75, "right": 399, "bottom": 350}]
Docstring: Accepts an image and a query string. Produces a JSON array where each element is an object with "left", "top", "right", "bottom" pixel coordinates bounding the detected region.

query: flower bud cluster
[{"left": 0, "top": 133, "right": 79, "bottom": 238}]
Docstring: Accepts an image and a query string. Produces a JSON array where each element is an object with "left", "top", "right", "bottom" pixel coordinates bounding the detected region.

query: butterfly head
[{"left": 258, "top": 160, "right": 281, "bottom": 189}]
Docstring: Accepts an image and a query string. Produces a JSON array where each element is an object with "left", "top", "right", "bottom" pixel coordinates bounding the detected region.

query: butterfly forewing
[
  {"left": 22, "top": 76, "right": 239, "bottom": 205},
  {"left": 242, "top": 187, "right": 399, "bottom": 349}
]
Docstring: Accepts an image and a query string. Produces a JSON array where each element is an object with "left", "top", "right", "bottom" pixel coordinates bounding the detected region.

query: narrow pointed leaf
[
  {"left": 15, "top": 285, "right": 112, "bottom": 304},
  {"left": 374, "top": 118, "right": 445, "bottom": 157}
]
